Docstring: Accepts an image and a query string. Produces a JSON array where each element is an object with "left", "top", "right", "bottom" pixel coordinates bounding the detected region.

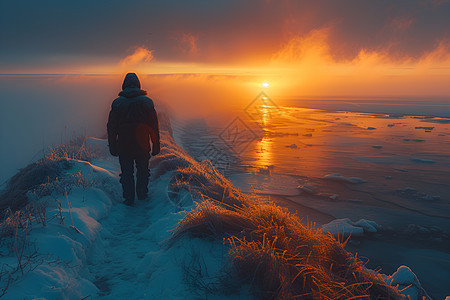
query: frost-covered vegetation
[
  {"left": 0, "top": 116, "right": 432, "bottom": 299},
  {"left": 0, "top": 136, "right": 113, "bottom": 297},
  {"left": 170, "top": 161, "right": 404, "bottom": 299},
  {"left": 0, "top": 136, "right": 98, "bottom": 213}
]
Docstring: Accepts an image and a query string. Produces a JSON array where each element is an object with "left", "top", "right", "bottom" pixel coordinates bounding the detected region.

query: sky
[
  {"left": 1, "top": 0, "right": 450, "bottom": 98},
  {"left": 1, "top": 0, "right": 450, "bottom": 182}
]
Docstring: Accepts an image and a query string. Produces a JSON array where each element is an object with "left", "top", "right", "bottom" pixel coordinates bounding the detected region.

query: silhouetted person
[{"left": 107, "top": 73, "right": 160, "bottom": 206}]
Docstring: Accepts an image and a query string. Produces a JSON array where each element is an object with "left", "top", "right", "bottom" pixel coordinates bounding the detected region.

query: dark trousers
[{"left": 119, "top": 153, "right": 150, "bottom": 202}]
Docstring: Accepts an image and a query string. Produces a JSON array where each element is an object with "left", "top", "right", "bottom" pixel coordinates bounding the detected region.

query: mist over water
[
  {"left": 177, "top": 98, "right": 450, "bottom": 300},
  {"left": 1, "top": 74, "right": 450, "bottom": 185},
  {"left": 0, "top": 73, "right": 249, "bottom": 183},
  {"left": 2, "top": 73, "right": 450, "bottom": 297}
]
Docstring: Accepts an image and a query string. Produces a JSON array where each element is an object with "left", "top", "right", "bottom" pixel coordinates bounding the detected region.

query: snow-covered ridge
[
  {"left": 0, "top": 117, "right": 440, "bottom": 299},
  {"left": 0, "top": 131, "right": 225, "bottom": 299}
]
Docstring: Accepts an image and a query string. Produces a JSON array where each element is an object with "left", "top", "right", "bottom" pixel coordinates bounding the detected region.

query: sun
[{"left": 262, "top": 82, "right": 269, "bottom": 88}]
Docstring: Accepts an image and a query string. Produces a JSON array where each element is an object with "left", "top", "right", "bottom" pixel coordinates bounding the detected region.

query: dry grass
[
  {"left": 150, "top": 131, "right": 195, "bottom": 179},
  {"left": 170, "top": 165, "right": 404, "bottom": 300},
  {"left": 171, "top": 162, "right": 253, "bottom": 209},
  {"left": 45, "top": 136, "right": 97, "bottom": 162},
  {"left": 0, "top": 159, "right": 64, "bottom": 213},
  {"left": 0, "top": 136, "right": 95, "bottom": 296},
  {"left": 0, "top": 136, "right": 95, "bottom": 214}
]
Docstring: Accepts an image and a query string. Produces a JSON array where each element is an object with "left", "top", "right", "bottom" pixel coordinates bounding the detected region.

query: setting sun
[{"left": 262, "top": 82, "right": 270, "bottom": 88}]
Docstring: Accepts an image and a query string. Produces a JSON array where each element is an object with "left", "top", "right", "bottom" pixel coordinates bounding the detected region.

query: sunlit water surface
[
  {"left": 177, "top": 104, "right": 450, "bottom": 299},
  {"left": 181, "top": 105, "right": 450, "bottom": 227}
]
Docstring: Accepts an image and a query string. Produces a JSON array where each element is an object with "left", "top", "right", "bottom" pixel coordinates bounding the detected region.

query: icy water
[
  {"left": 175, "top": 103, "right": 450, "bottom": 299},
  {"left": 179, "top": 105, "right": 450, "bottom": 229},
  {"left": 240, "top": 108, "right": 450, "bottom": 226}
]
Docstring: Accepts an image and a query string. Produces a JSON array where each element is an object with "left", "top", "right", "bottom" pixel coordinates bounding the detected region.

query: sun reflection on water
[{"left": 256, "top": 135, "right": 273, "bottom": 168}]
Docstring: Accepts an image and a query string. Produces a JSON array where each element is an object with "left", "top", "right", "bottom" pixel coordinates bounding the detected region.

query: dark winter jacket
[{"left": 107, "top": 73, "right": 160, "bottom": 157}]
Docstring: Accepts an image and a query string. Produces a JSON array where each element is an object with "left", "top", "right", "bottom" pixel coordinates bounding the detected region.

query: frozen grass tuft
[
  {"left": 0, "top": 136, "right": 96, "bottom": 213},
  {"left": 160, "top": 124, "right": 401, "bottom": 298},
  {"left": 170, "top": 159, "right": 404, "bottom": 299},
  {"left": 172, "top": 162, "right": 253, "bottom": 209},
  {"left": 0, "top": 136, "right": 97, "bottom": 296},
  {"left": 44, "top": 136, "right": 98, "bottom": 162}
]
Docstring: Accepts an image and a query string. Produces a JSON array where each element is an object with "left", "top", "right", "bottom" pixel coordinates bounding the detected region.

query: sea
[{"left": 174, "top": 95, "right": 450, "bottom": 299}]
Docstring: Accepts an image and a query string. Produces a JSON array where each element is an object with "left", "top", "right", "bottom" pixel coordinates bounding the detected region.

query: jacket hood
[
  {"left": 119, "top": 73, "right": 147, "bottom": 98},
  {"left": 122, "top": 73, "right": 141, "bottom": 90}
]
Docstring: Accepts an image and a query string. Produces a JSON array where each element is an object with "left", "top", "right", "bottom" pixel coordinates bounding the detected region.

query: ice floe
[
  {"left": 321, "top": 218, "right": 380, "bottom": 238},
  {"left": 385, "top": 266, "right": 432, "bottom": 300},
  {"left": 323, "top": 173, "right": 367, "bottom": 184},
  {"left": 411, "top": 158, "right": 435, "bottom": 163}
]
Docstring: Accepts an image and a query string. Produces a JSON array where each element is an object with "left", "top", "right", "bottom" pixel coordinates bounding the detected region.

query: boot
[{"left": 123, "top": 198, "right": 134, "bottom": 206}]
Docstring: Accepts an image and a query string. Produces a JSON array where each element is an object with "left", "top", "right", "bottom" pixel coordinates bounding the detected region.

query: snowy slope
[
  {"left": 0, "top": 133, "right": 250, "bottom": 299},
  {"left": 0, "top": 130, "right": 443, "bottom": 299}
]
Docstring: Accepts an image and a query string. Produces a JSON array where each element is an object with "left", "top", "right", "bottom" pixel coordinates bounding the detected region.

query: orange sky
[
  {"left": 115, "top": 27, "right": 450, "bottom": 101},
  {"left": 2, "top": 0, "right": 450, "bottom": 100}
]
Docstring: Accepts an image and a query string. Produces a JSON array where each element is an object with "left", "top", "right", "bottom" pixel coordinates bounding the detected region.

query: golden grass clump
[
  {"left": 171, "top": 162, "right": 253, "bottom": 210},
  {"left": 149, "top": 117, "right": 405, "bottom": 299},
  {"left": 171, "top": 169, "right": 404, "bottom": 299},
  {"left": 172, "top": 200, "right": 253, "bottom": 240},
  {"left": 0, "top": 135, "right": 96, "bottom": 214},
  {"left": 150, "top": 131, "right": 198, "bottom": 179},
  {"left": 45, "top": 136, "right": 96, "bottom": 162}
]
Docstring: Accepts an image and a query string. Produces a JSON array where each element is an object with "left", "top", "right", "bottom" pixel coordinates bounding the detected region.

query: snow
[
  {"left": 0, "top": 136, "right": 250, "bottom": 299},
  {"left": 6, "top": 264, "right": 98, "bottom": 299},
  {"left": 322, "top": 221, "right": 439, "bottom": 300},
  {"left": 385, "top": 266, "right": 432, "bottom": 300},
  {"left": 353, "top": 219, "right": 379, "bottom": 233},
  {"left": 0, "top": 136, "right": 435, "bottom": 299}
]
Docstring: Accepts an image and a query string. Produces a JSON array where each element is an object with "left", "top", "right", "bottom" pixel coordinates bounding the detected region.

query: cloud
[
  {"left": 272, "top": 26, "right": 450, "bottom": 67},
  {"left": 265, "top": 26, "right": 450, "bottom": 97},
  {"left": 418, "top": 40, "right": 450, "bottom": 66},
  {"left": 175, "top": 32, "right": 199, "bottom": 56},
  {"left": 120, "top": 47, "right": 154, "bottom": 66},
  {"left": 271, "top": 27, "right": 333, "bottom": 64},
  {"left": 2, "top": 0, "right": 450, "bottom": 74}
]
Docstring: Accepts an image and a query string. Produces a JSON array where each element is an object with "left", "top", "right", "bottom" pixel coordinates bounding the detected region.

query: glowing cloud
[
  {"left": 120, "top": 47, "right": 154, "bottom": 66},
  {"left": 271, "top": 27, "right": 333, "bottom": 65},
  {"left": 267, "top": 26, "right": 450, "bottom": 97}
]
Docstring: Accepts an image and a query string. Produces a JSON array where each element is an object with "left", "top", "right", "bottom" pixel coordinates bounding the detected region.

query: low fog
[
  {"left": 1, "top": 67, "right": 449, "bottom": 183},
  {"left": 0, "top": 74, "right": 256, "bottom": 183}
]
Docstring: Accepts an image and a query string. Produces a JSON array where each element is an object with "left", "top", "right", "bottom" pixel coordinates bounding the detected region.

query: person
[{"left": 107, "top": 73, "right": 160, "bottom": 206}]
